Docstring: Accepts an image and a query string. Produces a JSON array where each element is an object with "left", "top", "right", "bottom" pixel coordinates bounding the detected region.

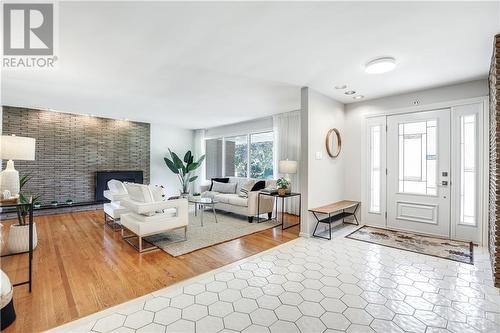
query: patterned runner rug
[{"left": 346, "top": 225, "right": 473, "bottom": 264}]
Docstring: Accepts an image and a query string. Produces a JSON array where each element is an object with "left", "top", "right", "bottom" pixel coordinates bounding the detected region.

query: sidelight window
[
  {"left": 459, "top": 114, "right": 476, "bottom": 225},
  {"left": 369, "top": 125, "right": 381, "bottom": 212}
]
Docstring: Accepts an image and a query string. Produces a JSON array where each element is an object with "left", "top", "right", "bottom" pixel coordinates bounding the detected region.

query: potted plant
[
  {"left": 277, "top": 177, "right": 290, "bottom": 196},
  {"left": 164, "top": 149, "right": 205, "bottom": 197},
  {"left": 66, "top": 199, "right": 74, "bottom": 205},
  {"left": 7, "top": 175, "right": 40, "bottom": 254},
  {"left": 33, "top": 201, "right": 41, "bottom": 209},
  {"left": 50, "top": 200, "right": 58, "bottom": 207}
]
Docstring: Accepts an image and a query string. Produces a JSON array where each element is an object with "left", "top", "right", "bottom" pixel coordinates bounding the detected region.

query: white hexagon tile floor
[{"left": 49, "top": 226, "right": 500, "bottom": 333}]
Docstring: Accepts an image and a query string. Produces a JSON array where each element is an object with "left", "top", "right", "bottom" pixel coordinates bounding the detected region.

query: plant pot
[
  {"left": 278, "top": 188, "right": 287, "bottom": 196},
  {"left": 7, "top": 223, "right": 38, "bottom": 254}
]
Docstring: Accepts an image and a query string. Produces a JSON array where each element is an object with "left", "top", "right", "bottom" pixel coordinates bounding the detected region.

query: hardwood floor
[{"left": 0, "top": 209, "right": 299, "bottom": 333}]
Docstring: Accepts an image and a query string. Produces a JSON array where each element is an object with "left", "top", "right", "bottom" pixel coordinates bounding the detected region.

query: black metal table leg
[
  {"left": 29, "top": 202, "right": 33, "bottom": 292},
  {"left": 329, "top": 213, "right": 332, "bottom": 240},
  {"left": 256, "top": 193, "right": 260, "bottom": 223},
  {"left": 281, "top": 194, "right": 301, "bottom": 230},
  {"left": 281, "top": 196, "right": 285, "bottom": 227},
  {"left": 312, "top": 211, "right": 332, "bottom": 240},
  {"left": 271, "top": 199, "right": 278, "bottom": 220},
  {"left": 353, "top": 203, "right": 360, "bottom": 225}
]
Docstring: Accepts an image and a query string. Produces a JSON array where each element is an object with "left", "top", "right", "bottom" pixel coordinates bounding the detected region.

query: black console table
[
  {"left": 257, "top": 192, "right": 301, "bottom": 230},
  {"left": 0, "top": 197, "right": 34, "bottom": 292}
]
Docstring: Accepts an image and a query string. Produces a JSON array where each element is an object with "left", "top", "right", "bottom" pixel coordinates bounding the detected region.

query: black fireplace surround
[{"left": 95, "top": 171, "right": 144, "bottom": 202}]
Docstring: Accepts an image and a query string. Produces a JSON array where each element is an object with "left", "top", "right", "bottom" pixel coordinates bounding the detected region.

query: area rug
[
  {"left": 145, "top": 212, "right": 281, "bottom": 257},
  {"left": 346, "top": 226, "right": 473, "bottom": 264}
]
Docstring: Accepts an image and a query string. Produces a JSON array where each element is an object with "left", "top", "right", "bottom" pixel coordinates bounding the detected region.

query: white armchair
[
  {"left": 103, "top": 179, "right": 129, "bottom": 231},
  {"left": 120, "top": 183, "right": 188, "bottom": 252}
]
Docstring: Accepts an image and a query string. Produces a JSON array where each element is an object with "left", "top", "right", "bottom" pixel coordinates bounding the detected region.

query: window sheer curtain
[
  {"left": 273, "top": 110, "right": 301, "bottom": 215},
  {"left": 192, "top": 129, "right": 206, "bottom": 193}
]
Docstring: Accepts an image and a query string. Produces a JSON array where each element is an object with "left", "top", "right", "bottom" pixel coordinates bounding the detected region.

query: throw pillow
[
  {"left": 108, "top": 179, "right": 127, "bottom": 194},
  {"left": 124, "top": 183, "right": 153, "bottom": 203},
  {"left": 211, "top": 181, "right": 237, "bottom": 194},
  {"left": 251, "top": 180, "right": 266, "bottom": 191},
  {"left": 148, "top": 185, "right": 165, "bottom": 202},
  {"left": 209, "top": 177, "right": 229, "bottom": 191},
  {"left": 238, "top": 180, "right": 256, "bottom": 198}
]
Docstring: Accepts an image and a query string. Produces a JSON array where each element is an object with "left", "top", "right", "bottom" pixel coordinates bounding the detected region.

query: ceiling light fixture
[
  {"left": 365, "top": 57, "right": 396, "bottom": 74},
  {"left": 345, "top": 90, "right": 356, "bottom": 95},
  {"left": 353, "top": 95, "right": 364, "bottom": 100},
  {"left": 334, "top": 84, "right": 347, "bottom": 90}
]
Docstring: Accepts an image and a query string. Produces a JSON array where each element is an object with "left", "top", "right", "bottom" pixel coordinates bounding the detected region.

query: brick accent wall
[
  {"left": 489, "top": 34, "right": 500, "bottom": 288},
  {"left": 2, "top": 106, "right": 150, "bottom": 205}
]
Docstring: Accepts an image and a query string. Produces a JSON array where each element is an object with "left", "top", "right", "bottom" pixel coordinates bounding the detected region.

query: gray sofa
[{"left": 201, "top": 177, "right": 276, "bottom": 222}]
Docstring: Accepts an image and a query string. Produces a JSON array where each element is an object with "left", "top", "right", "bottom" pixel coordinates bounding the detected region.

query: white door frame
[{"left": 361, "top": 96, "right": 489, "bottom": 246}]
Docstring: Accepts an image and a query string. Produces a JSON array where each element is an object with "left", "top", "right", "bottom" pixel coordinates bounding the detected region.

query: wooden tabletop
[{"left": 309, "top": 200, "right": 360, "bottom": 214}]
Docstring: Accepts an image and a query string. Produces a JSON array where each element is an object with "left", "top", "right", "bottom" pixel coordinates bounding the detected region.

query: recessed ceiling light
[
  {"left": 365, "top": 57, "right": 397, "bottom": 74},
  {"left": 334, "top": 84, "right": 347, "bottom": 90},
  {"left": 353, "top": 95, "right": 364, "bottom": 100},
  {"left": 345, "top": 90, "right": 356, "bottom": 95}
]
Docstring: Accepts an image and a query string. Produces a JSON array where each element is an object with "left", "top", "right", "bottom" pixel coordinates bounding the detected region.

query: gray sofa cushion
[
  {"left": 228, "top": 196, "right": 248, "bottom": 207},
  {"left": 202, "top": 191, "right": 219, "bottom": 199},
  {"left": 238, "top": 180, "right": 256, "bottom": 198},
  {"left": 212, "top": 181, "right": 237, "bottom": 194},
  {"left": 214, "top": 194, "right": 248, "bottom": 207}
]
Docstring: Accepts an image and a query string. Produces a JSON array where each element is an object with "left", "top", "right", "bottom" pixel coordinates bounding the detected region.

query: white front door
[{"left": 387, "top": 109, "right": 451, "bottom": 238}]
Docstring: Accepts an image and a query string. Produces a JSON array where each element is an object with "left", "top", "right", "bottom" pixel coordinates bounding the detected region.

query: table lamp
[
  {"left": 0, "top": 135, "right": 36, "bottom": 198},
  {"left": 278, "top": 160, "right": 297, "bottom": 193}
]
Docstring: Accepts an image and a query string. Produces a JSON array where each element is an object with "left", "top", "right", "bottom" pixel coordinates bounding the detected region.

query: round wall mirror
[{"left": 325, "top": 128, "right": 342, "bottom": 158}]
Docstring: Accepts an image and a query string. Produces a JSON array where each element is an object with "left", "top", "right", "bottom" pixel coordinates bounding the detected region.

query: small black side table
[
  {"left": 257, "top": 192, "right": 301, "bottom": 230},
  {"left": 0, "top": 196, "right": 34, "bottom": 292}
]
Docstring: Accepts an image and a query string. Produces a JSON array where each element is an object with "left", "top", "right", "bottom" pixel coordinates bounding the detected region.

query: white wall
[
  {"left": 148, "top": 124, "right": 195, "bottom": 198},
  {"left": 204, "top": 116, "right": 273, "bottom": 139},
  {"left": 300, "top": 87, "right": 345, "bottom": 236},
  {"left": 343, "top": 79, "right": 489, "bottom": 208}
]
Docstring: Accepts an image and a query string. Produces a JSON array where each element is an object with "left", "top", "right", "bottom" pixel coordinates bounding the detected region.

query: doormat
[{"left": 346, "top": 226, "right": 473, "bottom": 264}]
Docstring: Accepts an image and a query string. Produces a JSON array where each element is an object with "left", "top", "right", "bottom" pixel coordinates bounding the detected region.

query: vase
[{"left": 7, "top": 223, "right": 38, "bottom": 254}]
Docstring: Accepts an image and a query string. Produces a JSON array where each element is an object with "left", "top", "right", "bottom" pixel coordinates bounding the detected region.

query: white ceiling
[{"left": 2, "top": 1, "right": 499, "bottom": 129}]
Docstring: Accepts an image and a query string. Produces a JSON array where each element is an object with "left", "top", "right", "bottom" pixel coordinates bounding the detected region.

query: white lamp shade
[
  {"left": 0, "top": 135, "right": 36, "bottom": 161},
  {"left": 279, "top": 160, "right": 297, "bottom": 174}
]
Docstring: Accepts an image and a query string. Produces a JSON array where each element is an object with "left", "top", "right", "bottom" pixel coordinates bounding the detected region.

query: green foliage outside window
[{"left": 233, "top": 141, "right": 273, "bottom": 179}]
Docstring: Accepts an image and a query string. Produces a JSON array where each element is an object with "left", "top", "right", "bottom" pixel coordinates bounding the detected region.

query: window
[
  {"left": 224, "top": 136, "right": 248, "bottom": 177},
  {"left": 369, "top": 125, "right": 381, "bottom": 212},
  {"left": 398, "top": 120, "right": 437, "bottom": 195},
  {"left": 205, "top": 131, "right": 274, "bottom": 181},
  {"left": 205, "top": 138, "right": 222, "bottom": 179},
  {"left": 460, "top": 114, "right": 476, "bottom": 225},
  {"left": 250, "top": 132, "right": 274, "bottom": 179}
]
